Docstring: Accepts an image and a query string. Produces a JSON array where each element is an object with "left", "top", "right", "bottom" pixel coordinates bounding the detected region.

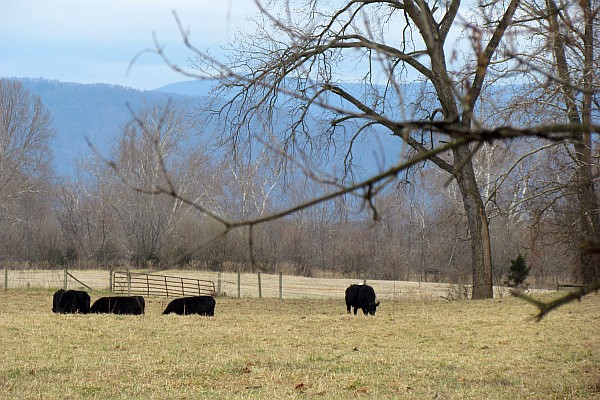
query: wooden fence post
[
  {"left": 217, "top": 272, "right": 222, "bottom": 297},
  {"left": 237, "top": 271, "right": 241, "bottom": 299},
  {"left": 127, "top": 271, "right": 131, "bottom": 295},
  {"left": 63, "top": 268, "right": 68, "bottom": 290},
  {"left": 109, "top": 269, "right": 113, "bottom": 292},
  {"left": 4, "top": 268, "right": 7, "bottom": 291},
  {"left": 279, "top": 272, "right": 283, "bottom": 300},
  {"left": 258, "top": 272, "right": 262, "bottom": 299}
]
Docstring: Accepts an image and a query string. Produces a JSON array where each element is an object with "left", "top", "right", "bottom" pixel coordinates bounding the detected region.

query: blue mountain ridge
[
  {"left": 12, "top": 78, "right": 207, "bottom": 177},
  {"left": 9, "top": 77, "right": 418, "bottom": 179}
]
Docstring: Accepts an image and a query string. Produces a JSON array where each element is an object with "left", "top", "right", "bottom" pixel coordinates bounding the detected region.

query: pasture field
[{"left": 0, "top": 289, "right": 598, "bottom": 399}]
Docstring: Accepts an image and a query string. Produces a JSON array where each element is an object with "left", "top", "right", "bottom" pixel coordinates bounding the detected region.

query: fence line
[
  {"left": 0, "top": 268, "right": 463, "bottom": 300},
  {"left": 2, "top": 268, "right": 556, "bottom": 301},
  {"left": 1, "top": 269, "right": 113, "bottom": 291}
]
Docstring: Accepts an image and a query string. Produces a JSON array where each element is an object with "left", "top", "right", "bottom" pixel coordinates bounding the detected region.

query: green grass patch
[{"left": 0, "top": 290, "right": 598, "bottom": 399}]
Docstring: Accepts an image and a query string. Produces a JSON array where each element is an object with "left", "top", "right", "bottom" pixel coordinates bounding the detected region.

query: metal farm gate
[{"left": 112, "top": 271, "right": 215, "bottom": 298}]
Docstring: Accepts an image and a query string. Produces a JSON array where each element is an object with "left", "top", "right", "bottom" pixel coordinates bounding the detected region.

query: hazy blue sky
[{"left": 1, "top": 1, "right": 256, "bottom": 90}]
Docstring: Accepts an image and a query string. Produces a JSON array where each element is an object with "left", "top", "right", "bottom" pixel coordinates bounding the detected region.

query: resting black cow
[
  {"left": 163, "top": 296, "right": 215, "bottom": 316},
  {"left": 52, "top": 289, "right": 91, "bottom": 314},
  {"left": 345, "top": 284, "right": 380, "bottom": 315},
  {"left": 90, "top": 296, "right": 145, "bottom": 315}
]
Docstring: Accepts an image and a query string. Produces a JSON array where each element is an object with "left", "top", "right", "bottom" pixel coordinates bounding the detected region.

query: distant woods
[{"left": 0, "top": 82, "right": 589, "bottom": 291}]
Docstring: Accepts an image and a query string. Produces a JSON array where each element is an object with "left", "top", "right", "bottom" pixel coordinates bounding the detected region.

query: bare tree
[
  {"left": 53, "top": 176, "right": 124, "bottom": 264},
  {"left": 495, "top": 0, "right": 600, "bottom": 284},
  {"left": 174, "top": 0, "right": 529, "bottom": 299},
  {"left": 104, "top": 102, "right": 198, "bottom": 266},
  {"left": 129, "top": 1, "right": 600, "bottom": 313},
  {"left": 0, "top": 79, "right": 54, "bottom": 261},
  {"left": 541, "top": 0, "right": 600, "bottom": 284},
  {"left": 0, "top": 80, "right": 53, "bottom": 208}
]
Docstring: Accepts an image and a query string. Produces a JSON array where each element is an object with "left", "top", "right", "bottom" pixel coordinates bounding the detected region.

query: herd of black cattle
[
  {"left": 51, "top": 289, "right": 216, "bottom": 316},
  {"left": 50, "top": 284, "right": 380, "bottom": 316}
]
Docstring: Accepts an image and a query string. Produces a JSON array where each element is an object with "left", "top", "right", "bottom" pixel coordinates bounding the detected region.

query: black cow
[
  {"left": 52, "top": 289, "right": 91, "bottom": 314},
  {"left": 163, "top": 296, "right": 216, "bottom": 316},
  {"left": 90, "top": 296, "right": 145, "bottom": 315},
  {"left": 345, "top": 284, "right": 380, "bottom": 315}
]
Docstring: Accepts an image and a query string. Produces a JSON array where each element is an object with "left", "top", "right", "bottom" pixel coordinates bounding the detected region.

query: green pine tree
[{"left": 506, "top": 254, "right": 530, "bottom": 288}]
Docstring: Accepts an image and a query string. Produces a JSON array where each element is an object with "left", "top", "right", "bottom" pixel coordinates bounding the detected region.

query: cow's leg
[{"left": 353, "top": 307, "right": 358, "bottom": 315}]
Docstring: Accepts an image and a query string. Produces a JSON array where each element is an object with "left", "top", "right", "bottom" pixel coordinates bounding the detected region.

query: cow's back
[
  {"left": 345, "top": 284, "right": 362, "bottom": 309},
  {"left": 91, "top": 296, "right": 145, "bottom": 315},
  {"left": 163, "top": 296, "right": 215, "bottom": 316},
  {"left": 118, "top": 296, "right": 144, "bottom": 315},
  {"left": 345, "top": 285, "right": 361, "bottom": 301},
  {"left": 75, "top": 290, "right": 91, "bottom": 314},
  {"left": 358, "top": 285, "right": 376, "bottom": 304},
  {"left": 53, "top": 290, "right": 90, "bottom": 314},
  {"left": 131, "top": 296, "right": 145, "bottom": 314},
  {"left": 112, "top": 296, "right": 145, "bottom": 315},
  {"left": 90, "top": 297, "right": 111, "bottom": 313},
  {"left": 52, "top": 289, "right": 65, "bottom": 312},
  {"left": 191, "top": 296, "right": 216, "bottom": 316},
  {"left": 59, "top": 290, "right": 77, "bottom": 313},
  {"left": 163, "top": 298, "right": 185, "bottom": 315}
]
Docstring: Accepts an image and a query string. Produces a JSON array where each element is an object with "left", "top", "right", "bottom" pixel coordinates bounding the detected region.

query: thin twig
[{"left": 511, "top": 280, "right": 600, "bottom": 321}]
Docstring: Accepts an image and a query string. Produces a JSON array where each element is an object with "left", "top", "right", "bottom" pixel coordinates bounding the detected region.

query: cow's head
[{"left": 368, "top": 301, "right": 380, "bottom": 315}]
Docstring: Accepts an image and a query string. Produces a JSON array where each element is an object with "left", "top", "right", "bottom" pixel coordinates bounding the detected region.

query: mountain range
[
  {"left": 12, "top": 78, "right": 215, "bottom": 177},
  {"left": 8, "top": 77, "right": 402, "bottom": 179}
]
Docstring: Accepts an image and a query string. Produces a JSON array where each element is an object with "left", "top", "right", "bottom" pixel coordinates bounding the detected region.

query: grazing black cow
[
  {"left": 52, "top": 289, "right": 91, "bottom": 314},
  {"left": 345, "top": 284, "right": 380, "bottom": 315},
  {"left": 90, "top": 296, "right": 145, "bottom": 315},
  {"left": 163, "top": 296, "right": 215, "bottom": 316}
]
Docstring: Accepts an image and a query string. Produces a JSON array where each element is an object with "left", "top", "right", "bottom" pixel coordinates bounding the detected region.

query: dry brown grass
[{"left": 0, "top": 288, "right": 598, "bottom": 399}]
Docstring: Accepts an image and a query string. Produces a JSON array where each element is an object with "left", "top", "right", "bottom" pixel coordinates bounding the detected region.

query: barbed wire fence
[
  {"left": 6, "top": 267, "right": 566, "bottom": 301},
  {"left": 1, "top": 267, "right": 476, "bottom": 301},
  {"left": 2, "top": 268, "right": 112, "bottom": 292}
]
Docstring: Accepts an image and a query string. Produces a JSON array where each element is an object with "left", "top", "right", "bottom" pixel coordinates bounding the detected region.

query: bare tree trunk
[
  {"left": 454, "top": 147, "right": 494, "bottom": 299},
  {"left": 546, "top": 0, "right": 600, "bottom": 283},
  {"left": 576, "top": 0, "right": 600, "bottom": 283},
  {"left": 403, "top": 0, "right": 519, "bottom": 298}
]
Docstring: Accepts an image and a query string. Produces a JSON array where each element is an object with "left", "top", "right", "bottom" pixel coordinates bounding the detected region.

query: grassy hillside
[{"left": 0, "top": 289, "right": 598, "bottom": 399}]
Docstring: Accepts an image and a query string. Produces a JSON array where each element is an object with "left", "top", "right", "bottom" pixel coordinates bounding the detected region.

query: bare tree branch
[{"left": 512, "top": 280, "right": 600, "bottom": 321}]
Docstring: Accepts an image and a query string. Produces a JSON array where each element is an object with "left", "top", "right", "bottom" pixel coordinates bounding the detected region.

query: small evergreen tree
[{"left": 506, "top": 254, "right": 530, "bottom": 288}]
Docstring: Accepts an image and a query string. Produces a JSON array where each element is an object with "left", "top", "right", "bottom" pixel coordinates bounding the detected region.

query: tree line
[{"left": 0, "top": 82, "right": 586, "bottom": 289}]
